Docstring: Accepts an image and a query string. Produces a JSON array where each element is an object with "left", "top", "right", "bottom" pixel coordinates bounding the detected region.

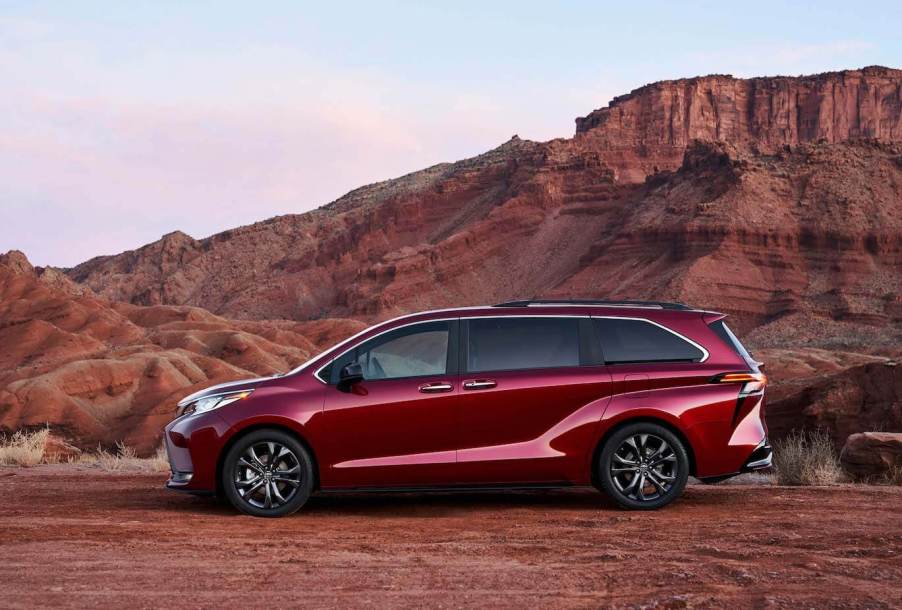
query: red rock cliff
[{"left": 574, "top": 66, "right": 902, "bottom": 182}]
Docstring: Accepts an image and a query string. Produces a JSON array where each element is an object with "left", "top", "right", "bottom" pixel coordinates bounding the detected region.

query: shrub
[
  {"left": 0, "top": 428, "right": 49, "bottom": 467},
  {"left": 773, "top": 428, "right": 843, "bottom": 486},
  {"left": 883, "top": 464, "right": 902, "bottom": 486},
  {"left": 76, "top": 441, "right": 169, "bottom": 473}
]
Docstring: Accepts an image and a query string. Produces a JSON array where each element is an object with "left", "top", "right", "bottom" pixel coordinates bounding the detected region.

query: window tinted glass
[
  {"left": 467, "top": 317, "right": 580, "bottom": 373},
  {"left": 594, "top": 318, "right": 704, "bottom": 364},
  {"left": 709, "top": 320, "right": 756, "bottom": 368},
  {"left": 352, "top": 321, "right": 450, "bottom": 380},
  {"left": 315, "top": 363, "right": 333, "bottom": 383}
]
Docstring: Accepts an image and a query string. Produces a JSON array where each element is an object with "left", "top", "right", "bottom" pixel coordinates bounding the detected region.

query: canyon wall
[
  {"left": 574, "top": 66, "right": 902, "bottom": 182},
  {"left": 66, "top": 70, "right": 902, "bottom": 338}
]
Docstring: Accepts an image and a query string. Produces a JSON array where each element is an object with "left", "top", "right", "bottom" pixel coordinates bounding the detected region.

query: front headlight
[{"left": 180, "top": 390, "right": 253, "bottom": 417}]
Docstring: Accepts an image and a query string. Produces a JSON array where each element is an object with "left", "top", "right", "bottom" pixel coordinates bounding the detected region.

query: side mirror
[{"left": 337, "top": 362, "right": 364, "bottom": 391}]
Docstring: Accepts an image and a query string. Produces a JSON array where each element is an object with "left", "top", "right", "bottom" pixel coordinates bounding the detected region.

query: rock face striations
[
  {"left": 2, "top": 67, "right": 901, "bottom": 450},
  {"left": 0, "top": 251, "right": 363, "bottom": 453},
  {"left": 67, "top": 68, "right": 902, "bottom": 345},
  {"left": 575, "top": 66, "right": 902, "bottom": 181}
]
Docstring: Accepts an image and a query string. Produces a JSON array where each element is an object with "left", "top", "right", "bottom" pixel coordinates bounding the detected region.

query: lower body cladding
[
  {"left": 164, "top": 411, "right": 231, "bottom": 494},
  {"left": 742, "top": 439, "right": 773, "bottom": 471}
]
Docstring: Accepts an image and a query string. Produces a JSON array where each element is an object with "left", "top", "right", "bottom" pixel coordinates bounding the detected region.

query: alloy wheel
[
  {"left": 233, "top": 441, "right": 303, "bottom": 510},
  {"left": 610, "top": 433, "right": 678, "bottom": 502}
]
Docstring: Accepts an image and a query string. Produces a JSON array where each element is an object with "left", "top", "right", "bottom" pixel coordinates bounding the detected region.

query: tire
[
  {"left": 597, "top": 422, "right": 689, "bottom": 510},
  {"left": 221, "top": 428, "right": 315, "bottom": 517}
]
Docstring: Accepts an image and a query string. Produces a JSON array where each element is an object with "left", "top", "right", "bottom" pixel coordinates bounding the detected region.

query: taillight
[{"left": 710, "top": 372, "right": 767, "bottom": 395}]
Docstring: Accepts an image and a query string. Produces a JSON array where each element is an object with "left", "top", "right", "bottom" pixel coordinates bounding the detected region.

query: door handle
[
  {"left": 463, "top": 379, "right": 497, "bottom": 390},
  {"left": 418, "top": 382, "right": 453, "bottom": 393}
]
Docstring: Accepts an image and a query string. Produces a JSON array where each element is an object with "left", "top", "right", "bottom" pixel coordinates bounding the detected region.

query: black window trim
[
  {"left": 316, "top": 318, "right": 459, "bottom": 384},
  {"left": 591, "top": 315, "right": 710, "bottom": 365},
  {"left": 313, "top": 313, "right": 709, "bottom": 382}
]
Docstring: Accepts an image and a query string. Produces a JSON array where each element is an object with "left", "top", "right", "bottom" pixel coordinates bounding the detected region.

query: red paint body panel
[
  {"left": 456, "top": 366, "right": 612, "bottom": 484},
  {"left": 319, "top": 376, "right": 460, "bottom": 487},
  {"left": 165, "top": 304, "right": 769, "bottom": 494}
]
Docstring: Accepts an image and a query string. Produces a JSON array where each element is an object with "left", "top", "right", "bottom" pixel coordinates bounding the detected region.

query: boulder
[
  {"left": 840, "top": 432, "right": 902, "bottom": 478},
  {"left": 42, "top": 434, "right": 83, "bottom": 462}
]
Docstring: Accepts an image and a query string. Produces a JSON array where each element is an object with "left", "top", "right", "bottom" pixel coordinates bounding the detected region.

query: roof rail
[{"left": 492, "top": 299, "right": 693, "bottom": 310}]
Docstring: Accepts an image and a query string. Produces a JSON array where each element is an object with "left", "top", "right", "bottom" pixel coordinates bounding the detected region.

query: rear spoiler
[{"left": 701, "top": 311, "right": 727, "bottom": 324}]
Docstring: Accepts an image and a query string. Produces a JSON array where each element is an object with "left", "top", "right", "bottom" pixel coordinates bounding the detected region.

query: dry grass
[
  {"left": 73, "top": 442, "right": 169, "bottom": 473},
  {"left": 773, "top": 429, "right": 844, "bottom": 486},
  {"left": 880, "top": 464, "right": 902, "bottom": 486},
  {"left": 0, "top": 428, "right": 50, "bottom": 467},
  {"left": 0, "top": 427, "right": 168, "bottom": 472}
]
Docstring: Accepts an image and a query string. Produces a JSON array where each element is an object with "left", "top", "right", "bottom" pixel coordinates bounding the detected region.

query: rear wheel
[
  {"left": 597, "top": 423, "right": 689, "bottom": 510},
  {"left": 221, "top": 429, "right": 314, "bottom": 517}
]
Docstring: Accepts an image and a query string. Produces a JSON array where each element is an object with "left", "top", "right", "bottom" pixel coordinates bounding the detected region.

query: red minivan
[{"left": 165, "top": 300, "right": 771, "bottom": 517}]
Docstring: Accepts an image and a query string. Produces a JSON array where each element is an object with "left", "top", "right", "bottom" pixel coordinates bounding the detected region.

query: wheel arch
[
  {"left": 590, "top": 415, "right": 698, "bottom": 486},
  {"left": 215, "top": 421, "right": 322, "bottom": 497}
]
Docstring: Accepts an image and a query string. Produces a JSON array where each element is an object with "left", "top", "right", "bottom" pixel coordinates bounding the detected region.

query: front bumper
[{"left": 163, "top": 410, "right": 230, "bottom": 493}]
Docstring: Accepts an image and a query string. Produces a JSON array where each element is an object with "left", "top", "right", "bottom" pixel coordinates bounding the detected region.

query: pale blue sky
[{"left": 2, "top": 1, "right": 899, "bottom": 266}]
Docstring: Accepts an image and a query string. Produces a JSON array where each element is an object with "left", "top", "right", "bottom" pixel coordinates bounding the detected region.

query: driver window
[{"left": 352, "top": 321, "right": 450, "bottom": 381}]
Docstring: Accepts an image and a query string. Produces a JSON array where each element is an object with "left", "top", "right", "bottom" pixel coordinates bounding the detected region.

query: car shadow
[
  {"left": 141, "top": 486, "right": 616, "bottom": 516},
  {"left": 307, "top": 487, "right": 614, "bottom": 515},
  {"left": 139, "top": 481, "right": 727, "bottom": 518}
]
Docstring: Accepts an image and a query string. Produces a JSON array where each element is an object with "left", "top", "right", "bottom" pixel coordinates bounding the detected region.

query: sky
[{"left": 1, "top": 1, "right": 900, "bottom": 267}]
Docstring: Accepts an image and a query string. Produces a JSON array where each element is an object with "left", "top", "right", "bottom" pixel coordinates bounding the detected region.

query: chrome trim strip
[
  {"left": 745, "top": 453, "right": 773, "bottom": 470},
  {"left": 591, "top": 315, "right": 710, "bottom": 363},
  {"left": 312, "top": 312, "right": 709, "bottom": 384},
  {"left": 744, "top": 439, "right": 773, "bottom": 470},
  {"left": 519, "top": 302, "right": 666, "bottom": 309},
  {"left": 288, "top": 302, "right": 704, "bottom": 377},
  {"left": 167, "top": 471, "right": 194, "bottom": 486}
]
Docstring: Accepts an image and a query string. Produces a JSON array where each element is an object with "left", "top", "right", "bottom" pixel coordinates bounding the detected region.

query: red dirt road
[{"left": 1, "top": 466, "right": 900, "bottom": 609}]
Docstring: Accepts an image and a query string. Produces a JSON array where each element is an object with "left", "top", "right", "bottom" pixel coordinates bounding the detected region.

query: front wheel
[
  {"left": 221, "top": 429, "right": 315, "bottom": 517},
  {"left": 597, "top": 423, "right": 689, "bottom": 510}
]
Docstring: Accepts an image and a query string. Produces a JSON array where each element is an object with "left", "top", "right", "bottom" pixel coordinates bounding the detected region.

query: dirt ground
[{"left": 0, "top": 466, "right": 900, "bottom": 609}]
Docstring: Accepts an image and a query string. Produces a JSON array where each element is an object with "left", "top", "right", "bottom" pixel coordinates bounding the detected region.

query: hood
[{"left": 176, "top": 375, "right": 278, "bottom": 408}]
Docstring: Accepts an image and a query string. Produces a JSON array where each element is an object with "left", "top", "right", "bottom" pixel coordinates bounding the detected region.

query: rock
[
  {"left": 0, "top": 253, "right": 362, "bottom": 455},
  {"left": 575, "top": 66, "right": 902, "bottom": 182},
  {"left": 841, "top": 432, "right": 902, "bottom": 478},
  {"left": 42, "top": 434, "right": 83, "bottom": 462},
  {"left": 766, "top": 361, "right": 902, "bottom": 447}
]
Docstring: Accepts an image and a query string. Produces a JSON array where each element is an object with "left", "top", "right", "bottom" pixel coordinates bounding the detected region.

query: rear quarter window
[
  {"left": 708, "top": 319, "right": 757, "bottom": 369},
  {"left": 594, "top": 318, "right": 705, "bottom": 364}
]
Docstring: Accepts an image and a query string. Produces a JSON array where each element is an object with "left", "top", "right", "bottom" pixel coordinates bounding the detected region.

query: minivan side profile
[{"left": 165, "top": 300, "right": 771, "bottom": 517}]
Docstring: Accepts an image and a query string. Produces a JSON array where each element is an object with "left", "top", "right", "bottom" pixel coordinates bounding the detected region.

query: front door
[{"left": 319, "top": 319, "right": 460, "bottom": 488}]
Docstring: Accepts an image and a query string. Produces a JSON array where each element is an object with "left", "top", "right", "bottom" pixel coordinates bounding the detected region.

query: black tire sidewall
[
  {"left": 598, "top": 423, "right": 689, "bottom": 510},
  {"left": 221, "top": 429, "right": 314, "bottom": 518}
]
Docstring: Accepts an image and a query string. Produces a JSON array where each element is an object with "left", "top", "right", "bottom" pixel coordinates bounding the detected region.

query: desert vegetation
[
  {"left": 0, "top": 428, "right": 168, "bottom": 472},
  {"left": 772, "top": 429, "right": 844, "bottom": 486},
  {"left": 0, "top": 428, "right": 50, "bottom": 467},
  {"left": 79, "top": 442, "right": 170, "bottom": 473}
]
